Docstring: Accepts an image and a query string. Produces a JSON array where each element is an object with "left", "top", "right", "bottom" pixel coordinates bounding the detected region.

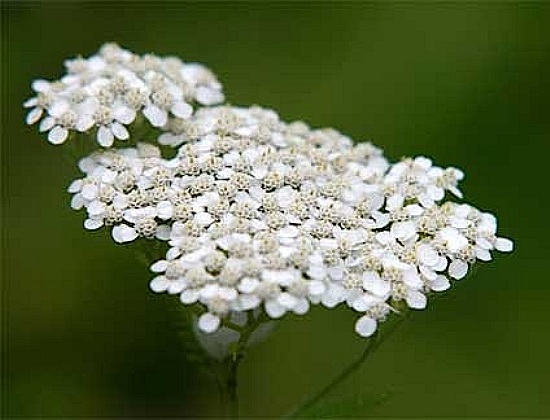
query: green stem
[
  {"left": 223, "top": 310, "right": 267, "bottom": 417},
  {"left": 227, "top": 356, "right": 240, "bottom": 417},
  {"left": 285, "top": 311, "right": 409, "bottom": 418},
  {"left": 215, "top": 364, "right": 229, "bottom": 415}
]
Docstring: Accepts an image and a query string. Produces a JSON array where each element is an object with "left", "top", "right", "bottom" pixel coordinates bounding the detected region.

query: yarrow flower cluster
[
  {"left": 66, "top": 105, "right": 513, "bottom": 337},
  {"left": 68, "top": 143, "right": 174, "bottom": 243},
  {"left": 24, "top": 43, "right": 224, "bottom": 147},
  {"left": 27, "top": 43, "right": 514, "bottom": 339}
]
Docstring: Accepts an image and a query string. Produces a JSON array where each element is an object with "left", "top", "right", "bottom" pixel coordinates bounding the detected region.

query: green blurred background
[{"left": 3, "top": 1, "right": 550, "bottom": 417}]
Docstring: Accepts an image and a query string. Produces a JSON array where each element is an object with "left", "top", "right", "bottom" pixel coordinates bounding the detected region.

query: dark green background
[{"left": 3, "top": 1, "right": 549, "bottom": 417}]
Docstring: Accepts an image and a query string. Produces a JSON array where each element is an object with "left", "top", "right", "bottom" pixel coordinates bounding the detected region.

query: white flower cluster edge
[
  {"left": 27, "top": 44, "right": 514, "bottom": 339},
  {"left": 24, "top": 43, "right": 224, "bottom": 147}
]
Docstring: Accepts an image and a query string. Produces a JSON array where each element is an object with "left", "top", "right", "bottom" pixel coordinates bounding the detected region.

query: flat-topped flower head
[
  {"left": 146, "top": 105, "right": 392, "bottom": 332},
  {"left": 66, "top": 106, "right": 514, "bottom": 340},
  {"left": 67, "top": 105, "right": 512, "bottom": 339},
  {"left": 24, "top": 43, "right": 225, "bottom": 147}
]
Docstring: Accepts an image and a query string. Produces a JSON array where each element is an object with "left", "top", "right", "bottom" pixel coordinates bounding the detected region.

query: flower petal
[
  {"left": 265, "top": 300, "right": 286, "bottom": 318},
  {"left": 81, "top": 183, "right": 98, "bottom": 200},
  {"left": 198, "top": 313, "right": 220, "bottom": 333},
  {"left": 39, "top": 117, "right": 55, "bottom": 132},
  {"left": 277, "top": 292, "right": 298, "bottom": 309},
  {"left": 111, "top": 122, "right": 129, "bottom": 140},
  {"left": 143, "top": 104, "right": 167, "bottom": 127},
  {"left": 67, "top": 179, "right": 83, "bottom": 193},
  {"left": 150, "top": 276, "right": 170, "bottom": 293},
  {"left": 449, "top": 259, "right": 468, "bottom": 280},
  {"left": 84, "top": 218, "right": 103, "bottom": 230},
  {"left": 150, "top": 260, "right": 168, "bottom": 273},
  {"left": 196, "top": 86, "right": 224, "bottom": 105},
  {"left": 113, "top": 105, "right": 136, "bottom": 124},
  {"left": 48, "top": 126, "right": 68, "bottom": 144},
  {"left": 97, "top": 125, "right": 114, "bottom": 147},
  {"left": 26, "top": 108, "right": 43, "bottom": 125},
  {"left": 406, "top": 290, "right": 427, "bottom": 309},
  {"left": 431, "top": 275, "right": 451, "bottom": 292},
  {"left": 171, "top": 101, "right": 193, "bottom": 119},
  {"left": 292, "top": 298, "right": 310, "bottom": 315},
  {"left": 238, "top": 278, "right": 259, "bottom": 294},
  {"left": 355, "top": 316, "right": 377, "bottom": 338},
  {"left": 180, "top": 289, "right": 200, "bottom": 304},
  {"left": 495, "top": 237, "right": 513, "bottom": 252},
  {"left": 76, "top": 114, "right": 94, "bottom": 132},
  {"left": 112, "top": 224, "right": 138, "bottom": 243},
  {"left": 308, "top": 280, "right": 326, "bottom": 296}
]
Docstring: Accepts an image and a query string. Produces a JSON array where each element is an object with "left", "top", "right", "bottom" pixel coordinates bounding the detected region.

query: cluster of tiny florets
[
  {"left": 147, "top": 106, "right": 391, "bottom": 332},
  {"left": 68, "top": 143, "right": 175, "bottom": 243},
  {"left": 67, "top": 105, "right": 513, "bottom": 336},
  {"left": 29, "top": 44, "right": 513, "bottom": 339},
  {"left": 24, "top": 43, "right": 224, "bottom": 146}
]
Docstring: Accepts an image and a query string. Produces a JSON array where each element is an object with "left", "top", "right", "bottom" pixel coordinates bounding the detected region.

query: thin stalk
[
  {"left": 223, "top": 310, "right": 267, "bottom": 418},
  {"left": 285, "top": 311, "right": 409, "bottom": 418},
  {"left": 215, "top": 366, "right": 229, "bottom": 415},
  {"left": 227, "top": 356, "right": 240, "bottom": 417}
]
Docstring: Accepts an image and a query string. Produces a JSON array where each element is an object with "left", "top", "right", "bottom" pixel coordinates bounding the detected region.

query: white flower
[
  {"left": 383, "top": 156, "right": 464, "bottom": 212},
  {"left": 75, "top": 99, "right": 134, "bottom": 147},
  {"left": 438, "top": 227, "right": 469, "bottom": 253},
  {"left": 25, "top": 43, "right": 225, "bottom": 148},
  {"left": 198, "top": 313, "right": 221, "bottom": 333},
  {"left": 64, "top": 99, "right": 514, "bottom": 340},
  {"left": 24, "top": 80, "right": 57, "bottom": 125},
  {"left": 448, "top": 259, "right": 469, "bottom": 280},
  {"left": 180, "top": 108, "right": 513, "bottom": 338},
  {"left": 353, "top": 301, "right": 392, "bottom": 337},
  {"left": 355, "top": 315, "right": 378, "bottom": 338},
  {"left": 143, "top": 85, "right": 193, "bottom": 127},
  {"left": 143, "top": 106, "right": 393, "bottom": 333},
  {"left": 37, "top": 100, "right": 78, "bottom": 144},
  {"left": 68, "top": 144, "right": 173, "bottom": 244}
]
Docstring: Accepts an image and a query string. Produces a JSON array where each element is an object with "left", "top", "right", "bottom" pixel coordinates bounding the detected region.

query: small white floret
[
  {"left": 355, "top": 316, "right": 377, "bottom": 338},
  {"left": 198, "top": 313, "right": 221, "bottom": 333}
]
